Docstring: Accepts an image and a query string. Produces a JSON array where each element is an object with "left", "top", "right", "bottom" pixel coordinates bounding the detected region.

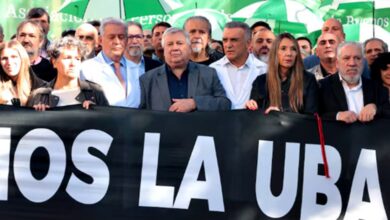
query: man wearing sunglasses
[{"left": 75, "top": 23, "right": 99, "bottom": 59}]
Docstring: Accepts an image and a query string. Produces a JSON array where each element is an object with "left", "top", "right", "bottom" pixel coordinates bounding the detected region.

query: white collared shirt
[
  {"left": 340, "top": 75, "right": 364, "bottom": 114},
  {"left": 210, "top": 54, "right": 267, "bottom": 109},
  {"left": 80, "top": 52, "right": 141, "bottom": 108},
  {"left": 224, "top": 59, "right": 251, "bottom": 96}
]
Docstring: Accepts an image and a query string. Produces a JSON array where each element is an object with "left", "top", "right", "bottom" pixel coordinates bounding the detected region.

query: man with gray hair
[
  {"left": 183, "top": 16, "right": 223, "bottom": 65},
  {"left": 81, "top": 17, "right": 140, "bottom": 107},
  {"left": 125, "top": 21, "right": 161, "bottom": 75},
  {"left": 16, "top": 20, "right": 56, "bottom": 82},
  {"left": 75, "top": 23, "right": 99, "bottom": 59},
  {"left": 319, "top": 41, "right": 377, "bottom": 123},
  {"left": 26, "top": 7, "right": 51, "bottom": 58},
  {"left": 210, "top": 21, "right": 267, "bottom": 109},
  {"left": 139, "top": 27, "right": 231, "bottom": 111},
  {"left": 364, "top": 37, "right": 388, "bottom": 66}
]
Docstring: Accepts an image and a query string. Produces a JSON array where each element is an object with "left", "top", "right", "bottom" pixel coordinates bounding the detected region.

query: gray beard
[
  {"left": 191, "top": 47, "right": 202, "bottom": 53},
  {"left": 26, "top": 51, "right": 35, "bottom": 57},
  {"left": 128, "top": 47, "right": 143, "bottom": 57},
  {"left": 340, "top": 72, "right": 361, "bottom": 85},
  {"left": 258, "top": 54, "right": 269, "bottom": 63}
]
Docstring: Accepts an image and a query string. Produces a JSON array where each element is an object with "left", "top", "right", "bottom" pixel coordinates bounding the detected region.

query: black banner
[{"left": 0, "top": 105, "right": 389, "bottom": 220}]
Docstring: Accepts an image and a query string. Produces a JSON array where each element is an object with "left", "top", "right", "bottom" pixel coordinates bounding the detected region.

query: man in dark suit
[
  {"left": 139, "top": 27, "right": 231, "bottom": 112},
  {"left": 319, "top": 41, "right": 377, "bottom": 123},
  {"left": 125, "top": 21, "right": 162, "bottom": 75}
]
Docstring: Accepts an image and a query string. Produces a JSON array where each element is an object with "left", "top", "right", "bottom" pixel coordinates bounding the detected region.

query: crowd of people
[{"left": 1, "top": 7, "right": 390, "bottom": 123}]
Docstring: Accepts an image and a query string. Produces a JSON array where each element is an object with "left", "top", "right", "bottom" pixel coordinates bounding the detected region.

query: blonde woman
[
  {"left": 0, "top": 40, "right": 44, "bottom": 106},
  {"left": 246, "top": 33, "right": 318, "bottom": 114}
]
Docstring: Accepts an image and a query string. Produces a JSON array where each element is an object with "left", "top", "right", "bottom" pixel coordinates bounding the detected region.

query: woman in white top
[{"left": 27, "top": 36, "right": 108, "bottom": 110}]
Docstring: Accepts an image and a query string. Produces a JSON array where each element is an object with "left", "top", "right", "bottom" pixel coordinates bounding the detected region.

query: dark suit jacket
[
  {"left": 27, "top": 80, "right": 109, "bottom": 107},
  {"left": 139, "top": 62, "right": 231, "bottom": 111},
  {"left": 375, "top": 83, "right": 390, "bottom": 118},
  {"left": 144, "top": 56, "right": 162, "bottom": 72},
  {"left": 250, "top": 71, "right": 319, "bottom": 114},
  {"left": 318, "top": 73, "right": 376, "bottom": 120}
]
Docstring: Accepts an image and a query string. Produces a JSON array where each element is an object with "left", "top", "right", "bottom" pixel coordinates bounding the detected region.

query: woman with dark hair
[
  {"left": 246, "top": 33, "right": 318, "bottom": 114},
  {"left": 0, "top": 40, "right": 44, "bottom": 106},
  {"left": 27, "top": 36, "right": 108, "bottom": 110},
  {"left": 370, "top": 52, "right": 390, "bottom": 117}
]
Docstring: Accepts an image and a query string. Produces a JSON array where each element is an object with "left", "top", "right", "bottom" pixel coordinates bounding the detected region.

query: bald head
[
  {"left": 75, "top": 23, "right": 99, "bottom": 58},
  {"left": 252, "top": 29, "right": 275, "bottom": 62},
  {"left": 322, "top": 18, "right": 345, "bottom": 42}
]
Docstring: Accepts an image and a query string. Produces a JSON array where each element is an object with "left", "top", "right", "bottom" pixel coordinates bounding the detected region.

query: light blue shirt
[
  {"left": 126, "top": 56, "right": 146, "bottom": 77},
  {"left": 101, "top": 52, "right": 128, "bottom": 86}
]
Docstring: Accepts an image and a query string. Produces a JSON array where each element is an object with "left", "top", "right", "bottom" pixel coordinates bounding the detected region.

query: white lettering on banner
[
  {"left": 344, "top": 149, "right": 387, "bottom": 220},
  {"left": 173, "top": 136, "right": 225, "bottom": 212},
  {"left": 130, "top": 15, "right": 171, "bottom": 26},
  {"left": 0, "top": 126, "right": 387, "bottom": 218},
  {"left": 139, "top": 133, "right": 224, "bottom": 212},
  {"left": 301, "top": 144, "right": 342, "bottom": 220},
  {"left": 0, "top": 128, "right": 111, "bottom": 203},
  {"left": 5, "top": 4, "right": 27, "bottom": 19},
  {"left": 346, "top": 16, "right": 390, "bottom": 27},
  {"left": 13, "top": 129, "right": 66, "bottom": 203},
  {"left": 256, "top": 141, "right": 300, "bottom": 218},
  {"left": 0, "top": 128, "right": 11, "bottom": 200},
  {"left": 139, "top": 133, "right": 175, "bottom": 208},
  {"left": 5, "top": 4, "right": 17, "bottom": 18},
  {"left": 66, "top": 130, "right": 113, "bottom": 205}
]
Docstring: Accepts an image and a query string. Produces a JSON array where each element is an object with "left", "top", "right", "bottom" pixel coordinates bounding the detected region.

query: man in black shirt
[
  {"left": 184, "top": 16, "right": 223, "bottom": 66},
  {"left": 16, "top": 20, "right": 56, "bottom": 82},
  {"left": 307, "top": 33, "right": 340, "bottom": 81}
]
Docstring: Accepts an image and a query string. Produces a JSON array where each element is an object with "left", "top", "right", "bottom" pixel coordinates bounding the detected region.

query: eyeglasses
[
  {"left": 144, "top": 34, "right": 152, "bottom": 39},
  {"left": 128, "top": 34, "right": 144, "bottom": 40}
]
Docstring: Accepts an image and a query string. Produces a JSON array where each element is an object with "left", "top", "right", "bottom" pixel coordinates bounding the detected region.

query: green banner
[
  {"left": 0, "top": 0, "right": 389, "bottom": 42},
  {"left": 0, "top": 0, "right": 84, "bottom": 41},
  {"left": 323, "top": 2, "right": 390, "bottom": 33}
]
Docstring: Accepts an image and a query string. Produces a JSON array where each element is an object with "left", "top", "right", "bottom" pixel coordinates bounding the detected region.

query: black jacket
[
  {"left": 375, "top": 83, "right": 390, "bottom": 118},
  {"left": 250, "top": 70, "right": 318, "bottom": 114},
  {"left": 27, "top": 79, "right": 109, "bottom": 107},
  {"left": 318, "top": 73, "right": 376, "bottom": 120},
  {"left": 144, "top": 56, "right": 163, "bottom": 72}
]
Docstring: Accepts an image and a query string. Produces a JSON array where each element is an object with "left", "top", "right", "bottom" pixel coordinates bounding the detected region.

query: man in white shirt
[
  {"left": 81, "top": 18, "right": 140, "bottom": 107},
  {"left": 318, "top": 42, "right": 377, "bottom": 123},
  {"left": 210, "top": 21, "right": 267, "bottom": 109}
]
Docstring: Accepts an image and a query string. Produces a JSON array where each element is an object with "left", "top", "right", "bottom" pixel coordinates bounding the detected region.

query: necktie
[{"left": 113, "top": 62, "right": 126, "bottom": 93}]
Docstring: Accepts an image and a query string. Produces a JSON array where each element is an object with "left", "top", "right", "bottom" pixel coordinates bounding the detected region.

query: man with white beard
[
  {"left": 125, "top": 21, "right": 162, "bottom": 76},
  {"left": 183, "top": 16, "right": 223, "bottom": 66},
  {"left": 75, "top": 23, "right": 99, "bottom": 59},
  {"left": 318, "top": 42, "right": 377, "bottom": 123},
  {"left": 251, "top": 29, "right": 275, "bottom": 63}
]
